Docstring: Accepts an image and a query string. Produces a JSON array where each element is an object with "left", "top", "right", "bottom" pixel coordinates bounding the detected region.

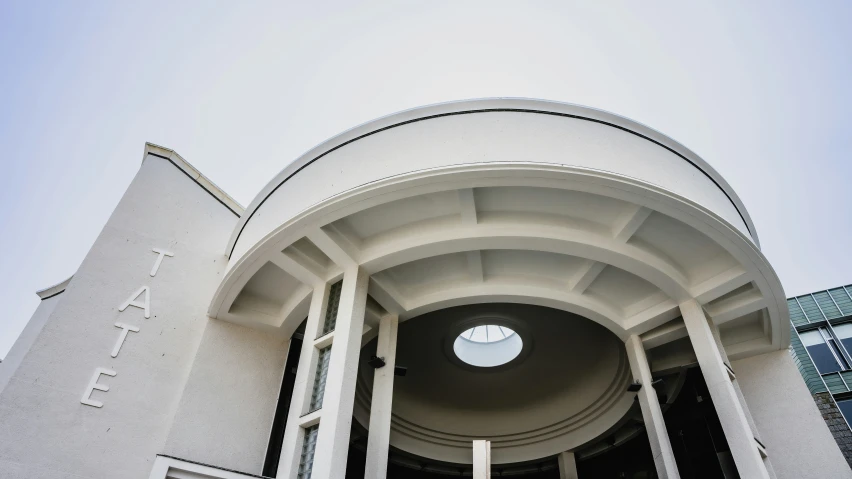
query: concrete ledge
[
  {"left": 144, "top": 143, "right": 244, "bottom": 217},
  {"left": 148, "top": 455, "right": 264, "bottom": 479},
  {"left": 35, "top": 275, "right": 73, "bottom": 300}
]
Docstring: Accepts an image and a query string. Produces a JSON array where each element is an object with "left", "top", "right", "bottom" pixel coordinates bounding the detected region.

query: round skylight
[
  {"left": 459, "top": 324, "right": 517, "bottom": 343},
  {"left": 453, "top": 324, "right": 523, "bottom": 367}
]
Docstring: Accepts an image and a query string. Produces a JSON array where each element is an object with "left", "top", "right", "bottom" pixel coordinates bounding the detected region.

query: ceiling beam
[
  {"left": 307, "top": 226, "right": 359, "bottom": 269},
  {"left": 458, "top": 188, "right": 478, "bottom": 225},
  {"left": 402, "top": 282, "right": 623, "bottom": 337},
  {"left": 269, "top": 251, "right": 325, "bottom": 287},
  {"left": 263, "top": 284, "right": 314, "bottom": 339},
  {"left": 692, "top": 267, "right": 751, "bottom": 304},
  {"left": 624, "top": 291, "right": 669, "bottom": 319},
  {"left": 640, "top": 319, "right": 687, "bottom": 349},
  {"left": 466, "top": 250, "right": 484, "bottom": 282},
  {"left": 612, "top": 205, "right": 652, "bottom": 243},
  {"left": 358, "top": 222, "right": 691, "bottom": 302},
  {"left": 569, "top": 260, "right": 605, "bottom": 293},
  {"left": 369, "top": 275, "right": 408, "bottom": 316},
  {"left": 364, "top": 298, "right": 384, "bottom": 329},
  {"left": 285, "top": 243, "right": 332, "bottom": 279},
  {"left": 706, "top": 289, "right": 766, "bottom": 325},
  {"left": 623, "top": 299, "right": 680, "bottom": 336}
]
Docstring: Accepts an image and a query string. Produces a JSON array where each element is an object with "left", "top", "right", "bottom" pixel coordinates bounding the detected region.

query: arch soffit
[{"left": 210, "top": 164, "right": 788, "bottom": 350}]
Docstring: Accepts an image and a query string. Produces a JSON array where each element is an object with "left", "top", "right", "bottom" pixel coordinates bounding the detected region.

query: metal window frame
[
  {"left": 812, "top": 293, "right": 830, "bottom": 321},
  {"left": 308, "top": 345, "right": 332, "bottom": 412},
  {"left": 297, "top": 424, "right": 320, "bottom": 479},
  {"left": 319, "top": 280, "right": 343, "bottom": 338},
  {"left": 792, "top": 327, "right": 852, "bottom": 434},
  {"left": 825, "top": 323, "right": 852, "bottom": 369},
  {"left": 801, "top": 328, "right": 846, "bottom": 375},
  {"left": 818, "top": 327, "right": 850, "bottom": 372},
  {"left": 838, "top": 371, "right": 851, "bottom": 392},
  {"left": 794, "top": 296, "right": 810, "bottom": 324},
  {"left": 833, "top": 396, "right": 852, "bottom": 433},
  {"left": 827, "top": 290, "right": 846, "bottom": 316},
  {"left": 794, "top": 327, "right": 832, "bottom": 393}
]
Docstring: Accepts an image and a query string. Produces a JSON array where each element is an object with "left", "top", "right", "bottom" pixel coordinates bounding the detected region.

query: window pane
[
  {"left": 801, "top": 330, "right": 843, "bottom": 374},
  {"left": 836, "top": 399, "right": 852, "bottom": 428},
  {"left": 834, "top": 324, "right": 852, "bottom": 340},
  {"left": 833, "top": 324, "right": 852, "bottom": 359},
  {"left": 829, "top": 339, "right": 850, "bottom": 369},
  {"left": 297, "top": 425, "right": 319, "bottom": 479},
  {"left": 321, "top": 281, "right": 342, "bottom": 336},
  {"left": 309, "top": 346, "right": 332, "bottom": 411}
]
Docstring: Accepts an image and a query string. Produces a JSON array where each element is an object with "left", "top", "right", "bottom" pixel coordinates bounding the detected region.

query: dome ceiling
[{"left": 354, "top": 303, "right": 633, "bottom": 464}]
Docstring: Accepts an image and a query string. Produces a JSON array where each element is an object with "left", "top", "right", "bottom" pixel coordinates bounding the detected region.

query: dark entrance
[{"left": 344, "top": 367, "right": 737, "bottom": 479}]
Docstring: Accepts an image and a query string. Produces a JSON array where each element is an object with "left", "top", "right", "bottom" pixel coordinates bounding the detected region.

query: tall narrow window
[
  {"left": 309, "top": 346, "right": 332, "bottom": 411},
  {"left": 801, "top": 328, "right": 848, "bottom": 374},
  {"left": 835, "top": 398, "right": 852, "bottom": 429},
  {"left": 832, "top": 323, "right": 852, "bottom": 359},
  {"left": 297, "top": 425, "right": 319, "bottom": 479},
  {"left": 321, "top": 281, "right": 342, "bottom": 336},
  {"left": 263, "top": 330, "right": 304, "bottom": 477}
]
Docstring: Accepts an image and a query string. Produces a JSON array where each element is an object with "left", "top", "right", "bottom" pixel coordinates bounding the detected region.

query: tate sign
[{"left": 80, "top": 247, "right": 174, "bottom": 408}]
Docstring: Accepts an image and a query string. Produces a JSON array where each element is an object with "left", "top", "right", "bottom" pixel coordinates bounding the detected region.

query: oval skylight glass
[{"left": 453, "top": 325, "right": 523, "bottom": 367}]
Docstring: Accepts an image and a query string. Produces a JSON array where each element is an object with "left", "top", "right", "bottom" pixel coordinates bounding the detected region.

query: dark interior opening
[
  {"left": 343, "top": 367, "right": 737, "bottom": 479},
  {"left": 262, "top": 320, "right": 306, "bottom": 477}
]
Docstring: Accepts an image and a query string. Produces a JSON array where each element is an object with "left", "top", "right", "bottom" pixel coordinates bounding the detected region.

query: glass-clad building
[{"left": 790, "top": 285, "right": 852, "bottom": 465}]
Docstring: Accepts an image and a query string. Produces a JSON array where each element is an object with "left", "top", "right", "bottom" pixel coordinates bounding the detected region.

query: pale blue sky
[{"left": 2, "top": 1, "right": 851, "bottom": 358}]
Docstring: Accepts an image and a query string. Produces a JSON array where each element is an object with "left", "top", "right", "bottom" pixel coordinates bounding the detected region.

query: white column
[
  {"left": 625, "top": 335, "right": 680, "bottom": 479},
  {"left": 276, "top": 283, "right": 331, "bottom": 479},
  {"left": 310, "top": 266, "right": 370, "bottom": 479},
  {"left": 707, "top": 313, "right": 764, "bottom": 442},
  {"left": 364, "top": 314, "right": 399, "bottom": 479},
  {"left": 472, "top": 440, "right": 491, "bottom": 479},
  {"left": 557, "top": 451, "right": 578, "bottom": 479},
  {"left": 681, "top": 299, "right": 770, "bottom": 479},
  {"left": 713, "top": 338, "right": 777, "bottom": 479}
]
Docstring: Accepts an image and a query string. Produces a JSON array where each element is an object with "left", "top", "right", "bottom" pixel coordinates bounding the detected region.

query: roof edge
[
  {"left": 36, "top": 275, "right": 73, "bottom": 300},
  {"left": 225, "top": 98, "right": 759, "bottom": 258},
  {"left": 143, "top": 143, "right": 245, "bottom": 216}
]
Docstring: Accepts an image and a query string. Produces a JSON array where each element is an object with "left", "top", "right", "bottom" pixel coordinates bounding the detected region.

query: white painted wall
[
  {"left": 163, "top": 319, "right": 289, "bottom": 474},
  {"left": 733, "top": 350, "right": 852, "bottom": 479},
  {"left": 229, "top": 100, "right": 754, "bottom": 268},
  {"left": 0, "top": 154, "right": 238, "bottom": 479},
  {"left": 0, "top": 291, "right": 63, "bottom": 395}
]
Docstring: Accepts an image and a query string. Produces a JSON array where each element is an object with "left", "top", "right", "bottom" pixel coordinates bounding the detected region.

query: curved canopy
[
  {"left": 206, "top": 98, "right": 789, "bottom": 464},
  {"left": 209, "top": 99, "right": 787, "bottom": 358}
]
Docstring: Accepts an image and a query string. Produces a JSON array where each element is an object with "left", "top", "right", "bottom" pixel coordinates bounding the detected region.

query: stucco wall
[
  {"left": 0, "top": 292, "right": 62, "bottom": 395},
  {"left": 734, "top": 350, "right": 852, "bottom": 478},
  {"left": 230, "top": 105, "right": 752, "bottom": 268},
  {"left": 163, "top": 319, "right": 289, "bottom": 474},
  {"left": 0, "top": 154, "right": 238, "bottom": 479}
]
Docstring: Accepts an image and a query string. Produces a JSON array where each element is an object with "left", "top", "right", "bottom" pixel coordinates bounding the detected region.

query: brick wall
[{"left": 814, "top": 392, "right": 852, "bottom": 466}]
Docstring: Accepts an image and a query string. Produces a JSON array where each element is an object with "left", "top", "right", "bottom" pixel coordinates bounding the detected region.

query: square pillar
[
  {"left": 681, "top": 299, "right": 770, "bottom": 479},
  {"left": 473, "top": 440, "right": 491, "bottom": 479},
  {"left": 276, "top": 283, "right": 332, "bottom": 478},
  {"left": 625, "top": 335, "right": 680, "bottom": 479},
  {"left": 276, "top": 267, "right": 370, "bottom": 479},
  {"left": 706, "top": 311, "right": 765, "bottom": 444},
  {"left": 310, "top": 267, "right": 370, "bottom": 479},
  {"left": 364, "top": 314, "right": 399, "bottom": 479},
  {"left": 557, "top": 451, "right": 578, "bottom": 479}
]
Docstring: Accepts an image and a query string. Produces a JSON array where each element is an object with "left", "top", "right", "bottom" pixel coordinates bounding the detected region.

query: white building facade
[{"left": 0, "top": 99, "right": 849, "bottom": 478}]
